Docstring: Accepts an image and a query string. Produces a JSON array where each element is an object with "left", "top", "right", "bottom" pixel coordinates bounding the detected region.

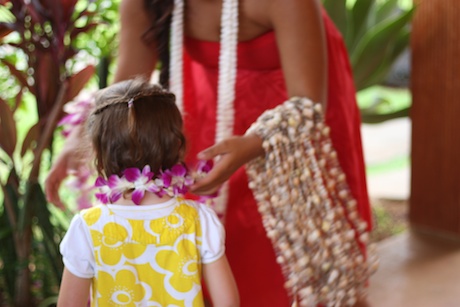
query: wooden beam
[{"left": 410, "top": 0, "right": 460, "bottom": 236}]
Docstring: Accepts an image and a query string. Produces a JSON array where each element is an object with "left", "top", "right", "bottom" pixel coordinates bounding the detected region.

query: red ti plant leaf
[
  {"left": 34, "top": 51, "right": 60, "bottom": 118},
  {"left": 70, "top": 22, "right": 99, "bottom": 41},
  {"left": 61, "top": 0, "right": 79, "bottom": 25},
  {"left": 0, "top": 26, "right": 13, "bottom": 40},
  {"left": 0, "top": 97, "right": 17, "bottom": 158},
  {"left": 0, "top": 59, "right": 36, "bottom": 96},
  {"left": 65, "top": 65, "right": 95, "bottom": 102},
  {"left": 25, "top": 0, "right": 47, "bottom": 25},
  {"left": 20, "top": 122, "right": 39, "bottom": 157},
  {"left": 12, "top": 88, "right": 23, "bottom": 113},
  {"left": 39, "top": 0, "right": 63, "bottom": 31}
]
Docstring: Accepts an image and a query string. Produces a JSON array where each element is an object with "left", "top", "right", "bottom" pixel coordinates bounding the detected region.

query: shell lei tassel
[{"left": 245, "top": 97, "right": 379, "bottom": 307}]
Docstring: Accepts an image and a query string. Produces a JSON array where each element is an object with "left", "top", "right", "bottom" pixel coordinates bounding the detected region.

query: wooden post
[{"left": 410, "top": 0, "right": 460, "bottom": 236}]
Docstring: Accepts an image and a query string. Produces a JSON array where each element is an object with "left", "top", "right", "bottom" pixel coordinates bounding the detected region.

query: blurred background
[{"left": 2, "top": 0, "right": 459, "bottom": 306}]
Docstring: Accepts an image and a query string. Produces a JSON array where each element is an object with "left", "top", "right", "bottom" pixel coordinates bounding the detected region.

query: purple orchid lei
[
  {"left": 58, "top": 94, "right": 217, "bottom": 208},
  {"left": 95, "top": 160, "right": 214, "bottom": 205}
]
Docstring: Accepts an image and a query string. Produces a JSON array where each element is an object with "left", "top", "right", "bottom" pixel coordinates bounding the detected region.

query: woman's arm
[
  {"left": 203, "top": 255, "right": 240, "bottom": 307},
  {"left": 57, "top": 268, "right": 91, "bottom": 307},
  {"left": 114, "top": 0, "right": 158, "bottom": 83},
  {"left": 270, "top": 0, "right": 327, "bottom": 104},
  {"left": 45, "top": 124, "right": 87, "bottom": 208}
]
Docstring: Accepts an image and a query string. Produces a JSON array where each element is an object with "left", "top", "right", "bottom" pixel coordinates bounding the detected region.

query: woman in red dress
[{"left": 46, "top": 0, "right": 372, "bottom": 305}]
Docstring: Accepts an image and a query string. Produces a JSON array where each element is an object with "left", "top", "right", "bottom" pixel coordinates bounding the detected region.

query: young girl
[{"left": 57, "top": 79, "right": 239, "bottom": 307}]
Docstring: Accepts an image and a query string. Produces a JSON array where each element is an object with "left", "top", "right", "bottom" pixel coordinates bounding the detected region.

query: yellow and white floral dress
[{"left": 60, "top": 197, "right": 225, "bottom": 307}]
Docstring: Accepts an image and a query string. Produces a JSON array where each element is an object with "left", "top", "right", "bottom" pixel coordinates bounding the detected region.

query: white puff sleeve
[
  {"left": 197, "top": 204, "right": 226, "bottom": 264},
  {"left": 59, "top": 214, "right": 95, "bottom": 279}
]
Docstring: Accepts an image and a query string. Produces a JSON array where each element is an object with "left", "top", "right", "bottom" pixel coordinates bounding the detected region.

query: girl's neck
[{"left": 112, "top": 192, "right": 173, "bottom": 206}]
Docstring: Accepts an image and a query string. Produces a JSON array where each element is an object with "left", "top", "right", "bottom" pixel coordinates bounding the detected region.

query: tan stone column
[{"left": 410, "top": 0, "right": 460, "bottom": 236}]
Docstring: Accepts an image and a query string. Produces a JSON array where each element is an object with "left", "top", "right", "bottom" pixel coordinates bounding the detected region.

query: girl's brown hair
[{"left": 87, "top": 78, "right": 185, "bottom": 178}]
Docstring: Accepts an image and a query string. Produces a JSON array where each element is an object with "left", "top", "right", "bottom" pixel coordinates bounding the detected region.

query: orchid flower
[
  {"left": 94, "top": 162, "right": 215, "bottom": 205},
  {"left": 58, "top": 92, "right": 94, "bottom": 137}
]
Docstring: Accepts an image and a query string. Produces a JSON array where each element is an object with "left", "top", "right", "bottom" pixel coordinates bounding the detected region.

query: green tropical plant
[
  {"left": 323, "top": 0, "right": 414, "bottom": 91},
  {"left": 322, "top": 0, "right": 414, "bottom": 123},
  {"left": 0, "top": 0, "right": 98, "bottom": 305},
  {"left": 72, "top": 0, "right": 121, "bottom": 88}
]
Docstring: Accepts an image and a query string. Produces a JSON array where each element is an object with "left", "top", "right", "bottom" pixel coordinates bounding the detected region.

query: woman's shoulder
[{"left": 119, "top": 0, "right": 145, "bottom": 20}]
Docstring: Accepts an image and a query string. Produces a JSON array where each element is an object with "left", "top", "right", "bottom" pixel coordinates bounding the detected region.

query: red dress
[{"left": 182, "top": 11, "right": 371, "bottom": 307}]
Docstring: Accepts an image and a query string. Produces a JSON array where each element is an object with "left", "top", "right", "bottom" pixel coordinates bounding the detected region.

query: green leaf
[
  {"left": 0, "top": 97, "right": 17, "bottom": 158},
  {"left": 38, "top": 296, "right": 59, "bottom": 307},
  {"left": 357, "top": 60, "right": 391, "bottom": 90},
  {"left": 389, "top": 27, "right": 411, "bottom": 60},
  {"left": 349, "top": 0, "right": 375, "bottom": 50},
  {"left": 33, "top": 183, "right": 64, "bottom": 283},
  {"left": 0, "top": 4, "right": 15, "bottom": 23},
  {"left": 0, "top": 170, "right": 20, "bottom": 302},
  {"left": 351, "top": 9, "right": 414, "bottom": 90},
  {"left": 323, "top": 0, "right": 348, "bottom": 39},
  {"left": 361, "top": 106, "right": 410, "bottom": 124},
  {"left": 375, "top": 0, "right": 400, "bottom": 24},
  {"left": 0, "top": 217, "right": 17, "bottom": 302},
  {"left": 360, "top": 28, "right": 410, "bottom": 90}
]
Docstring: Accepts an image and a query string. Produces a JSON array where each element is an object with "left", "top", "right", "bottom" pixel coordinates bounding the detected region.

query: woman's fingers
[
  {"left": 192, "top": 135, "right": 264, "bottom": 195},
  {"left": 191, "top": 156, "right": 231, "bottom": 194},
  {"left": 197, "top": 140, "right": 230, "bottom": 161},
  {"left": 45, "top": 151, "right": 74, "bottom": 209},
  {"left": 45, "top": 166, "right": 66, "bottom": 209}
]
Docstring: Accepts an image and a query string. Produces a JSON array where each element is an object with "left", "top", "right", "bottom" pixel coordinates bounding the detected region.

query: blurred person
[
  {"left": 48, "top": 0, "right": 373, "bottom": 305},
  {"left": 57, "top": 79, "right": 239, "bottom": 307}
]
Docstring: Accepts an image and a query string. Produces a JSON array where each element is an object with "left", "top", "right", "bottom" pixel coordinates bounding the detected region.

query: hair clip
[{"left": 128, "top": 98, "right": 134, "bottom": 108}]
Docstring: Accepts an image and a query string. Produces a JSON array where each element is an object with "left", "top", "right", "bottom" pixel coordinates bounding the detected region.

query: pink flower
[
  {"left": 196, "top": 160, "right": 213, "bottom": 174},
  {"left": 93, "top": 162, "right": 215, "bottom": 205},
  {"left": 95, "top": 177, "right": 111, "bottom": 204},
  {"left": 107, "top": 174, "right": 133, "bottom": 203},
  {"left": 58, "top": 93, "right": 94, "bottom": 137},
  {"left": 66, "top": 166, "right": 94, "bottom": 210}
]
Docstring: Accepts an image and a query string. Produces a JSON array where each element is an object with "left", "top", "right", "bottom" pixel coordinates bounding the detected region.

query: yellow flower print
[
  {"left": 156, "top": 237, "right": 201, "bottom": 293},
  {"left": 82, "top": 206, "right": 102, "bottom": 226},
  {"left": 149, "top": 203, "right": 199, "bottom": 245},
  {"left": 97, "top": 222, "right": 147, "bottom": 266},
  {"left": 96, "top": 269, "right": 150, "bottom": 306}
]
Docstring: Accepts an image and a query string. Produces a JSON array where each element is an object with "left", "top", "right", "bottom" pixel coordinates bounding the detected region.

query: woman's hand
[
  {"left": 191, "top": 134, "right": 264, "bottom": 195},
  {"left": 45, "top": 128, "right": 87, "bottom": 209}
]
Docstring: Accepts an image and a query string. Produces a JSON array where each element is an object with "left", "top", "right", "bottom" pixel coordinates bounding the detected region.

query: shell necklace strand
[{"left": 169, "top": 0, "right": 238, "bottom": 215}]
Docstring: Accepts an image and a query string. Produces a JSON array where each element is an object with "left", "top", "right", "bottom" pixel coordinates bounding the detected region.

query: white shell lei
[
  {"left": 169, "top": 0, "right": 184, "bottom": 111},
  {"left": 246, "top": 97, "right": 378, "bottom": 306},
  {"left": 170, "top": 0, "right": 238, "bottom": 215}
]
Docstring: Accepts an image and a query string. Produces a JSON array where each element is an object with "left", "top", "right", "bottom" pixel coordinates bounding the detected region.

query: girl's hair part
[
  {"left": 87, "top": 78, "right": 185, "bottom": 178},
  {"left": 142, "top": 0, "right": 174, "bottom": 88}
]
